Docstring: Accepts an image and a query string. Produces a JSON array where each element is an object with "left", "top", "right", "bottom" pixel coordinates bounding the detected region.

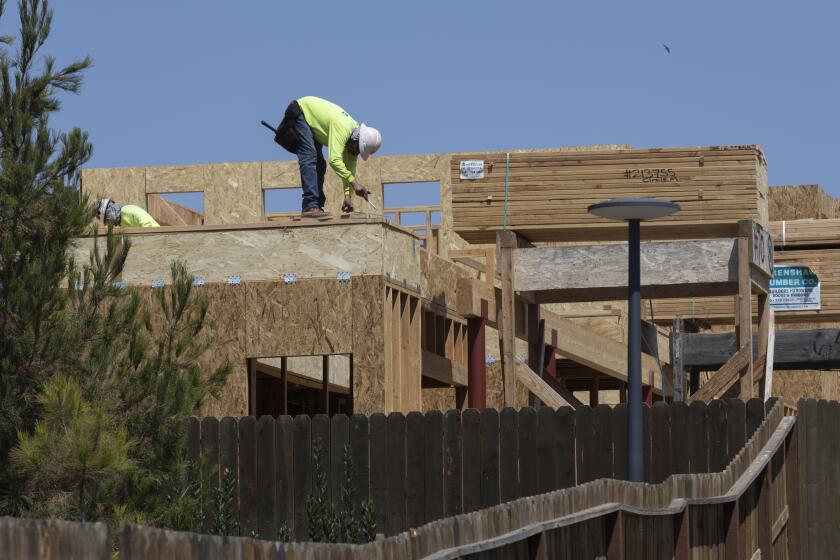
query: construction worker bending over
[
  {"left": 95, "top": 198, "right": 160, "bottom": 227},
  {"left": 271, "top": 96, "right": 381, "bottom": 218}
]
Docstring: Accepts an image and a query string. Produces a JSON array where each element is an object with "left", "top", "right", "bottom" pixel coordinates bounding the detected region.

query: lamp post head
[{"left": 587, "top": 198, "right": 680, "bottom": 221}]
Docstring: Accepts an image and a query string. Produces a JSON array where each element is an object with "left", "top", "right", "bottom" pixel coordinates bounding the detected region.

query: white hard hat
[
  {"left": 358, "top": 124, "right": 382, "bottom": 161},
  {"left": 96, "top": 198, "right": 111, "bottom": 221}
]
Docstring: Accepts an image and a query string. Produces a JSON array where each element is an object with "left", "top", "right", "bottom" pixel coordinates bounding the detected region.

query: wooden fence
[
  {"left": 0, "top": 516, "right": 109, "bottom": 559},
  {"left": 3, "top": 399, "right": 797, "bottom": 559},
  {"left": 797, "top": 399, "right": 840, "bottom": 559},
  {"left": 187, "top": 398, "right": 773, "bottom": 540}
]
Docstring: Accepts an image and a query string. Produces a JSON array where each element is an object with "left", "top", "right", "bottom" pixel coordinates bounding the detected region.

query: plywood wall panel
[
  {"left": 81, "top": 167, "right": 146, "bottom": 208},
  {"left": 244, "top": 279, "right": 353, "bottom": 358},
  {"left": 73, "top": 223, "right": 386, "bottom": 285},
  {"left": 145, "top": 162, "right": 262, "bottom": 224},
  {"left": 383, "top": 226, "right": 422, "bottom": 289},
  {"left": 196, "top": 283, "right": 248, "bottom": 417},
  {"left": 131, "top": 284, "right": 248, "bottom": 418},
  {"left": 351, "top": 275, "right": 387, "bottom": 414}
]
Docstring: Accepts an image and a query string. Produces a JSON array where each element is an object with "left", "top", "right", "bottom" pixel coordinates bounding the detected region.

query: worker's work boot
[{"left": 301, "top": 207, "right": 331, "bottom": 219}]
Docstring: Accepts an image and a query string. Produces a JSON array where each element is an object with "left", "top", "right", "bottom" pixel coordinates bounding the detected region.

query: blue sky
[{"left": 32, "top": 0, "right": 840, "bottom": 210}]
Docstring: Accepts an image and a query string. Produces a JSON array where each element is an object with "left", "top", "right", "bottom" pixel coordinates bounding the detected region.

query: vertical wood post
[
  {"left": 527, "top": 303, "right": 542, "bottom": 407},
  {"left": 672, "top": 319, "right": 686, "bottom": 402},
  {"left": 736, "top": 235, "right": 754, "bottom": 399},
  {"left": 467, "top": 300, "right": 488, "bottom": 411},
  {"left": 322, "top": 355, "right": 330, "bottom": 415},
  {"left": 590, "top": 374, "right": 600, "bottom": 407},
  {"left": 248, "top": 358, "right": 257, "bottom": 416},
  {"left": 280, "top": 356, "right": 288, "bottom": 415},
  {"left": 497, "top": 230, "right": 517, "bottom": 407},
  {"left": 757, "top": 294, "right": 774, "bottom": 401},
  {"left": 642, "top": 385, "right": 653, "bottom": 406},
  {"left": 546, "top": 329, "right": 558, "bottom": 376}
]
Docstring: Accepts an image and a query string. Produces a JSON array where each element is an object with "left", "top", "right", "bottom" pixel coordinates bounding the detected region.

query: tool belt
[{"left": 274, "top": 100, "right": 304, "bottom": 153}]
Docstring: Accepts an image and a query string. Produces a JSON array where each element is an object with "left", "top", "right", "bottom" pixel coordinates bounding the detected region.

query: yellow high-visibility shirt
[
  {"left": 296, "top": 96, "right": 359, "bottom": 194},
  {"left": 121, "top": 205, "right": 160, "bottom": 227}
]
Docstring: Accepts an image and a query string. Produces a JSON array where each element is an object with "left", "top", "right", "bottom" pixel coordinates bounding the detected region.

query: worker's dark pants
[{"left": 291, "top": 114, "right": 327, "bottom": 211}]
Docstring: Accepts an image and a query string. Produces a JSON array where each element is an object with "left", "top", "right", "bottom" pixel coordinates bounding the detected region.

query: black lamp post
[{"left": 587, "top": 198, "right": 680, "bottom": 482}]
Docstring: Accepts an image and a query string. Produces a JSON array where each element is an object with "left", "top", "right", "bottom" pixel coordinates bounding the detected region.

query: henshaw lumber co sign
[{"left": 770, "top": 264, "right": 820, "bottom": 311}]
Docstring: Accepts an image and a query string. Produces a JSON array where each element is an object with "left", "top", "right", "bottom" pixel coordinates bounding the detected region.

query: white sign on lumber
[{"left": 459, "top": 160, "right": 485, "bottom": 180}]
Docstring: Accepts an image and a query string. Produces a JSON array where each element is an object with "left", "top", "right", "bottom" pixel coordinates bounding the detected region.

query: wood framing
[
  {"left": 456, "top": 277, "right": 665, "bottom": 394},
  {"left": 497, "top": 231, "right": 517, "bottom": 407},
  {"left": 681, "top": 328, "right": 840, "bottom": 371}
]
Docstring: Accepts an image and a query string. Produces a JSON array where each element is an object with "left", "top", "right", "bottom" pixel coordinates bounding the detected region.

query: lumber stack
[
  {"left": 648, "top": 247, "right": 840, "bottom": 324},
  {"left": 769, "top": 219, "right": 840, "bottom": 248},
  {"left": 768, "top": 184, "right": 836, "bottom": 221},
  {"left": 451, "top": 146, "right": 768, "bottom": 243}
]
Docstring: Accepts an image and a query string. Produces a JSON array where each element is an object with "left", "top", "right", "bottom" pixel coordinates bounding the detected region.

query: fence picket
[
  {"left": 592, "top": 405, "right": 613, "bottom": 481},
  {"left": 518, "top": 407, "right": 539, "bottom": 496},
  {"left": 256, "top": 415, "right": 276, "bottom": 540},
  {"left": 387, "top": 412, "right": 407, "bottom": 535},
  {"left": 370, "top": 413, "right": 388, "bottom": 534},
  {"left": 238, "top": 416, "right": 258, "bottom": 538},
  {"left": 276, "top": 415, "right": 294, "bottom": 533},
  {"left": 406, "top": 411, "right": 425, "bottom": 529},
  {"left": 349, "top": 413, "right": 369, "bottom": 510},
  {"left": 537, "top": 407, "right": 558, "bottom": 494},
  {"left": 462, "top": 409, "right": 481, "bottom": 513},
  {"left": 575, "top": 406, "right": 594, "bottom": 484},
  {"left": 423, "top": 410, "right": 444, "bottom": 522},
  {"left": 651, "top": 402, "right": 672, "bottom": 484},
  {"left": 292, "top": 414, "right": 311, "bottom": 541},
  {"left": 499, "top": 407, "right": 519, "bottom": 502},
  {"left": 480, "top": 408, "right": 500, "bottom": 509},
  {"left": 442, "top": 410, "right": 462, "bottom": 517},
  {"left": 330, "top": 414, "right": 349, "bottom": 507}
]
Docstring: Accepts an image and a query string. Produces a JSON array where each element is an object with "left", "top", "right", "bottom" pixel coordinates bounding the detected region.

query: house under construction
[{"left": 73, "top": 144, "right": 840, "bottom": 417}]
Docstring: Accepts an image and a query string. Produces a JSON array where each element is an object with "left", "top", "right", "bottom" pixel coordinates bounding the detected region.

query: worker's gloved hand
[
  {"left": 342, "top": 196, "right": 354, "bottom": 214},
  {"left": 351, "top": 181, "right": 369, "bottom": 199}
]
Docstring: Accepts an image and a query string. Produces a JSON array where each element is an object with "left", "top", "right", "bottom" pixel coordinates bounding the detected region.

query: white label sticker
[{"left": 460, "top": 160, "right": 485, "bottom": 180}]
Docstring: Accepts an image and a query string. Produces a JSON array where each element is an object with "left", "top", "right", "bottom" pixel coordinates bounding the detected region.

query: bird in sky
[{"left": 663, "top": 44, "right": 671, "bottom": 54}]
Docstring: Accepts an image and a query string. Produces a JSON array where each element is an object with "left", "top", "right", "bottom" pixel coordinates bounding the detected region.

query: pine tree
[
  {"left": 10, "top": 375, "right": 131, "bottom": 521},
  {"left": 0, "top": 0, "right": 231, "bottom": 525},
  {"left": 0, "top": 0, "right": 95, "bottom": 514}
]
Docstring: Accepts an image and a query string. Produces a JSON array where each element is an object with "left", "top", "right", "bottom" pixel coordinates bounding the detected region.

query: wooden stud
[
  {"left": 527, "top": 304, "right": 542, "bottom": 407},
  {"left": 322, "top": 355, "right": 330, "bottom": 415},
  {"left": 737, "top": 235, "right": 754, "bottom": 399},
  {"left": 590, "top": 373, "right": 600, "bottom": 407},
  {"left": 671, "top": 319, "right": 686, "bottom": 402},
  {"left": 280, "top": 357, "right": 288, "bottom": 415},
  {"left": 248, "top": 358, "right": 257, "bottom": 416},
  {"left": 497, "top": 230, "right": 517, "bottom": 407},
  {"left": 467, "top": 300, "right": 487, "bottom": 410}
]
